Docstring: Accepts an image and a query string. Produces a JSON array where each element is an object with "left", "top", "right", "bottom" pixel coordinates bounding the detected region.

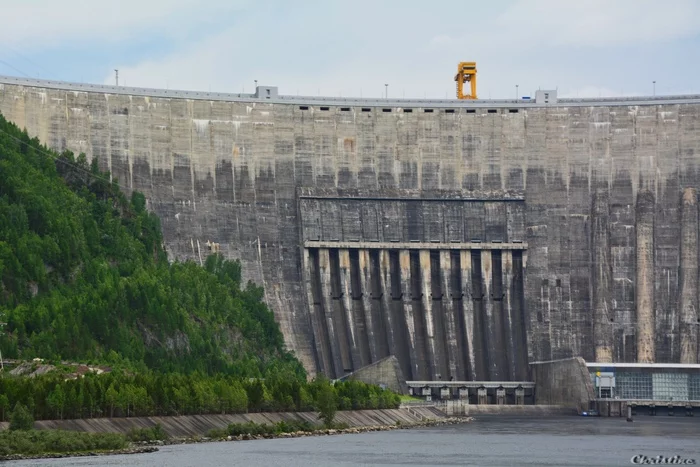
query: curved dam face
[{"left": 2, "top": 76, "right": 700, "bottom": 380}]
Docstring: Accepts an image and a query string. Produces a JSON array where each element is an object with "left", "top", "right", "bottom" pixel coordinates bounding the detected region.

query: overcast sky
[{"left": 0, "top": 0, "right": 698, "bottom": 98}]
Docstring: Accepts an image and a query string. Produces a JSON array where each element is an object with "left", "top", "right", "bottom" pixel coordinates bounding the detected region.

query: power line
[
  {"left": 0, "top": 59, "right": 30, "bottom": 78},
  {"left": 0, "top": 125, "right": 156, "bottom": 189},
  {"left": 0, "top": 127, "right": 112, "bottom": 186},
  {"left": 2, "top": 44, "right": 53, "bottom": 78},
  {"left": 0, "top": 125, "right": 190, "bottom": 239}
]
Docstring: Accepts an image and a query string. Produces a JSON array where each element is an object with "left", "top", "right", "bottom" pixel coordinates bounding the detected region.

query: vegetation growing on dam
[
  {"left": 0, "top": 370, "right": 399, "bottom": 421},
  {"left": 0, "top": 112, "right": 301, "bottom": 378},
  {"left": 0, "top": 112, "right": 400, "bottom": 422},
  {"left": 206, "top": 419, "right": 325, "bottom": 439},
  {"left": 0, "top": 402, "right": 127, "bottom": 458},
  {"left": 1, "top": 402, "right": 128, "bottom": 457},
  {"left": 0, "top": 429, "right": 129, "bottom": 458}
]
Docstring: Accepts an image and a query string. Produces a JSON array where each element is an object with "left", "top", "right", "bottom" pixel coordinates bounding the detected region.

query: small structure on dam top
[{"left": 2, "top": 74, "right": 700, "bottom": 384}]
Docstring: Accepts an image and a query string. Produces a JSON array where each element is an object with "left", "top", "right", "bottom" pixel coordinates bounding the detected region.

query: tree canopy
[{"left": 0, "top": 112, "right": 302, "bottom": 379}]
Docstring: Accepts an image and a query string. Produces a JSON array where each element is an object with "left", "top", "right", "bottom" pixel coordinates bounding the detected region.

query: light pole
[
  {"left": 516, "top": 84, "right": 519, "bottom": 100},
  {"left": 653, "top": 81, "right": 656, "bottom": 96},
  {"left": 114, "top": 69, "right": 119, "bottom": 86},
  {"left": 254, "top": 79, "right": 258, "bottom": 90},
  {"left": 385, "top": 83, "right": 388, "bottom": 99}
]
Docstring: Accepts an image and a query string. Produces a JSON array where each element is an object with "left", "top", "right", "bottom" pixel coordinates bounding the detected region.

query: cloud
[
  {"left": 3, "top": 0, "right": 696, "bottom": 99},
  {"left": 428, "top": 35, "right": 455, "bottom": 48},
  {"left": 497, "top": 0, "right": 700, "bottom": 47},
  {"left": 0, "top": 0, "right": 250, "bottom": 49}
]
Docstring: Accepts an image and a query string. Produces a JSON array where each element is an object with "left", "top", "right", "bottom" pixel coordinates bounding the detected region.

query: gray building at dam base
[{"left": 2, "top": 75, "right": 700, "bottom": 382}]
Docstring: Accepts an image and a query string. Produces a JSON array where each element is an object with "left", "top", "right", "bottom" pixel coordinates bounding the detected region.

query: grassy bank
[
  {"left": 199, "top": 417, "right": 470, "bottom": 443},
  {"left": 206, "top": 419, "right": 326, "bottom": 438},
  {"left": 399, "top": 395, "right": 424, "bottom": 403},
  {"left": 0, "top": 429, "right": 128, "bottom": 457}
]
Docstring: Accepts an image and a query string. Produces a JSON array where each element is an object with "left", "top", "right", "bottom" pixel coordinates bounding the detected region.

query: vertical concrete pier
[
  {"left": 636, "top": 191, "right": 656, "bottom": 363},
  {"left": 304, "top": 249, "right": 333, "bottom": 375},
  {"left": 359, "top": 249, "right": 379, "bottom": 362},
  {"left": 502, "top": 250, "right": 518, "bottom": 380},
  {"left": 490, "top": 250, "right": 509, "bottom": 380},
  {"left": 318, "top": 248, "right": 343, "bottom": 377},
  {"left": 338, "top": 249, "right": 361, "bottom": 370},
  {"left": 419, "top": 250, "right": 440, "bottom": 379},
  {"left": 512, "top": 251, "right": 529, "bottom": 380},
  {"left": 680, "top": 188, "right": 698, "bottom": 364},
  {"left": 428, "top": 251, "right": 450, "bottom": 380},
  {"left": 440, "top": 250, "right": 465, "bottom": 380},
  {"left": 592, "top": 191, "right": 613, "bottom": 362},
  {"left": 481, "top": 250, "right": 504, "bottom": 380},
  {"left": 460, "top": 250, "right": 477, "bottom": 380},
  {"left": 399, "top": 250, "right": 421, "bottom": 379},
  {"left": 348, "top": 250, "right": 371, "bottom": 367},
  {"left": 376, "top": 250, "right": 395, "bottom": 361},
  {"left": 477, "top": 387, "right": 488, "bottom": 405},
  {"left": 330, "top": 250, "right": 354, "bottom": 375},
  {"left": 470, "top": 251, "right": 488, "bottom": 380},
  {"left": 384, "top": 250, "right": 413, "bottom": 379}
]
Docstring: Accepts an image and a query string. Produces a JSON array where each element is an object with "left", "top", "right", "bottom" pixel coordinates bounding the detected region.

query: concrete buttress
[
  {"left": 680, "top": 188, "right": 698, "bottom": 364},
  {"left": 635, "top": 191, "right": 655, "bottom": 363}
]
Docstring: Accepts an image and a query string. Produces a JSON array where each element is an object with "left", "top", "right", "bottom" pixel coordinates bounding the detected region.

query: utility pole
[{"left": 115, "top": 69, "right": 119, "bottom": 86}]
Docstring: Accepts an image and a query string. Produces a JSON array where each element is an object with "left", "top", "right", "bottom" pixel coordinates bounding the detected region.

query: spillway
[{"left": 2, "top": 75, "right": 700, "bottom": 379}]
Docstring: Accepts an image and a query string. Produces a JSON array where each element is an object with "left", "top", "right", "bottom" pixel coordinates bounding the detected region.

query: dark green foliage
[
  {"left": 126, "top": 423, "right": 168, "bottom": 442},
  {"left": 0, "top": 394, "right": 9, "bottom": 421},
  {"left": 0, "top": 113, "right": 402, "bottom": 424},
  {"left": 0, "top": 430, "right": 126, "bottom": 457},
  {"left": 0, "top": 371, "right": 400, "bottom": 421},
  {"left": 312, "top": 375, "right": 337, "bottom": 427},
  {"left": 9, "top": 403, "right": 33, "bottom": 431},
  {"left": 333, "top": 379, "right": 402, "bottom": 410},
  {"left": 207, "top": 418, "right": 348, "bottom": 439},
  {"left": 0, "top": 112, "right": 302, "bottom": 378},
  {"left": 224, "top": 419, "right": 319, "bottom": 437}
]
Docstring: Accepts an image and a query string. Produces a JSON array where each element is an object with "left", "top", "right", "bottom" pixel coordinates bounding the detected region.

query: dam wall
[{"left": 2, "top": 76, "right": 700, "bottom": 379}]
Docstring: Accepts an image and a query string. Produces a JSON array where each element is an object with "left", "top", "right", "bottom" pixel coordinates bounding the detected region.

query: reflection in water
[{"left": 11, "top": 416, "right": 700, "bottom": 467}]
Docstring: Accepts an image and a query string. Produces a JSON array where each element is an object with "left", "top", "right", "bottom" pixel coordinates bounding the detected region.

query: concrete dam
[{"left": 2, "top": 76, "right": 700, "bottom": 382}]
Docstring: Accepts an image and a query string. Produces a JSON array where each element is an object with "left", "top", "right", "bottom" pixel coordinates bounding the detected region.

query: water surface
[{"left": 12, "top": 416, "right": 700, "bottom": 467}]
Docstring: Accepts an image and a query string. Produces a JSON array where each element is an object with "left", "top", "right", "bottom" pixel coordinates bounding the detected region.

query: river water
[{"left": 11, "top": 416, "right": 700, "bottom": 467}]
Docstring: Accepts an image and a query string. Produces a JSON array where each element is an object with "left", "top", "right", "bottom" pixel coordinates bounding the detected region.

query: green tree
[
  {"left": 315, "top": 380, "right": 337, "bottom": 428},
  {"left": 0, "top": 394, "right": 9, "bottom": 421},
  {"left": 0, "top": 113, "right": 305, "bottom": 380},
  {"left": 9, "top": 402, "right": 33, "bottom": 431},
  {"left": 47, "top": 384, "right": 66, "bottom": 419},
  {"left": 105, "top": 384, "right": 118, "bottom": 418}
]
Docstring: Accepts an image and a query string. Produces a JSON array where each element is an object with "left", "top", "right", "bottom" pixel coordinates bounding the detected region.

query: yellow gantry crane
[{"left": 455, "top": 62, "right": 477, "bottom": 99}]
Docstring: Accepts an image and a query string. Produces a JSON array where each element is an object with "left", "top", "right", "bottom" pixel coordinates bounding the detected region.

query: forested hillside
[{"left": 0, "top": 113, "right": 303, "bottom": 378}]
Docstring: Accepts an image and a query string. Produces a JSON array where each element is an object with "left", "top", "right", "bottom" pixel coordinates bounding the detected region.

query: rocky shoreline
[
  {"left": 0, "top": 416, "right": 472, "bottom": 462},
  {"left": 0, "top": 446, "right": 159, "bottom": 462},
  {"left": 150, "top": 415, "right": 473, "bottom": 446}
]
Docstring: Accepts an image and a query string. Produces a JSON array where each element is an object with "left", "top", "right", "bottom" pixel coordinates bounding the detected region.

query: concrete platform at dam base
[
  {"left": 4, "top": 75, "right": 700, "bottom": 382},
  {"left": 346, "top": 356, "right": 700, "bottom": 416}
]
